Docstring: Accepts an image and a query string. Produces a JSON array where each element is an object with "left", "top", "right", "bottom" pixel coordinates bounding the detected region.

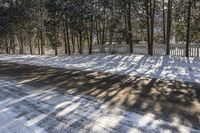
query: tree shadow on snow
[{"left": 0, "top": 60, "right": 199, "bottom": 132}]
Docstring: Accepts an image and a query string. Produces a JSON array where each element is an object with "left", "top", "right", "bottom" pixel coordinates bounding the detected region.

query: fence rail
[
  {"left": 94, "top": 43, "right": 200, "bottom": 57},
  {"left": 1, "top": 43, "right": 200, "bottom": 57}
]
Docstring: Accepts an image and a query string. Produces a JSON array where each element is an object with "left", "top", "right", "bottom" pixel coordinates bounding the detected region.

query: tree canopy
[{"left": 0, "top": 0, "right": 199, "bottom": 56}]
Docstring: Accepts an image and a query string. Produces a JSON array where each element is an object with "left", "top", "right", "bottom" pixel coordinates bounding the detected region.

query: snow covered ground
[
  {"left": 0, "top": 54, "right": 200, "bottom": 84},
  {"left": 0, "top": 76, "right": 199, "bottom": 133}
]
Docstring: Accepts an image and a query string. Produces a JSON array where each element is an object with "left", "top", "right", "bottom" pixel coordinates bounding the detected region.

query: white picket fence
[
  {"left": 2, "top": 43, "right": 199, "bottom": 57},
  {"left": 94, "top": 43, "right": 200, "bottom": 57}
]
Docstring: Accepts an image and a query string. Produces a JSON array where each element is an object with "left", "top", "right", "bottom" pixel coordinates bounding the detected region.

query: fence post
[{"left": 198, "top": 44, "right": 200, "bottom": 57}]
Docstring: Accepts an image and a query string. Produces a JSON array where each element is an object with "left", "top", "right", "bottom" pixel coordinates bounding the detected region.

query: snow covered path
[
  {"left": 0, "top": 54, "right": 200, "bottom": 84},
  {"left": 0, "top": 76, "right": 199, "bottom": 133}
]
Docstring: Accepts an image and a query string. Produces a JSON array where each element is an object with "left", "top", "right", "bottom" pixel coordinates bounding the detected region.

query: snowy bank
[{"left": 0, "top": 54, "right": 200, "bottom": 83}]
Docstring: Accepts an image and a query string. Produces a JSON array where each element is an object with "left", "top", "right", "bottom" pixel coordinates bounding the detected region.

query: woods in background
[{"left": 0, "top": 0, "right": 200, "bottom": 57}]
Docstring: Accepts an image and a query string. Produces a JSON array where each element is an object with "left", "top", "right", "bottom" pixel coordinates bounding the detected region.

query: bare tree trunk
[
  {"left": 89, "top": 16, "right": 94, "bottom": 55},
  {"left": 29, "top": 36, "right": 33, "bottom": 55},
  {"left": 102, "top": 5, "right": 106, "bottom": 46},
  {"left": 18, "top": 33, "right": 24, "bottom": 55},
  {"left": 124, "top": 12, "right": 129, "bottom": 44},
  {"left": 105, "top": 12, "right": 109, "bottom": 43},
  {"left": 66, "top": 21, "right": 71, "bottom": 55},
  {"left": 96, "top": 21, "right": 100, "bottom": 45},
  {"left": 10, "top": 34, "right": 15, "bottom": 54},
  {"left": 5, "top": 35, "right": 9, "bottom": 54},
  {"left": 145, "top": 0, "right": 151, "bottom": 55},
  {"left": 40, "top": 31, "right": 45, "bottom": 55},
  {"left": 79, "top": 31, "right": 83, "bottom": 54},
  {"left": 54, "top": 46, "right": 58, "bottom": 56},
  {"left": 63, "top": 27, "right": 68, "bottom": 54},
  {"left": 39, "top": 1, "right": 45, "bottom": 55},
  {"left": 87, "top": 31, "right": 90, "bottom": 49},
  {"left": 127, "top": 1, "right": 133, "bottom": 53},
  {"left": 37, "top": 37, "right": 41, "bottom": 55},
  {"left": 162, "top": 0, "right": 166, "bottom": 44},
  {"left": 166, "top": 0, "right": 173, "bottom": 55},
  {"left": 98, "top": 21, "right": 102, "bottom": 46},
  {"left": 71, "top": 33, "right": 75, "bottom": 53},
  {"left": 149, "top": 0, "right": 156, "bottom": 55},
  {"left": 186, "top": 0, "right": 192, "bottom": 57},
  {"left": 76, "top": 35, "right": 80, "bottom": 53},
  {"left": 109, "top": 0, "right": 115, "bottom": 53}
]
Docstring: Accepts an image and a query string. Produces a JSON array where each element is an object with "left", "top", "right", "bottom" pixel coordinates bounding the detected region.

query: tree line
[{"left": 0, "top": 0, "right": 200, "bottom": 56}]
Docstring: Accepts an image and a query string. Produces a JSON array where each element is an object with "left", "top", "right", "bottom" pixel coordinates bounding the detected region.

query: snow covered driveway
[
  {"left": 0, "top": 76, "right": 199, "bottom": 133},
  {"left": 0, "top": 54, "right": 200, "bottom": 84}
]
